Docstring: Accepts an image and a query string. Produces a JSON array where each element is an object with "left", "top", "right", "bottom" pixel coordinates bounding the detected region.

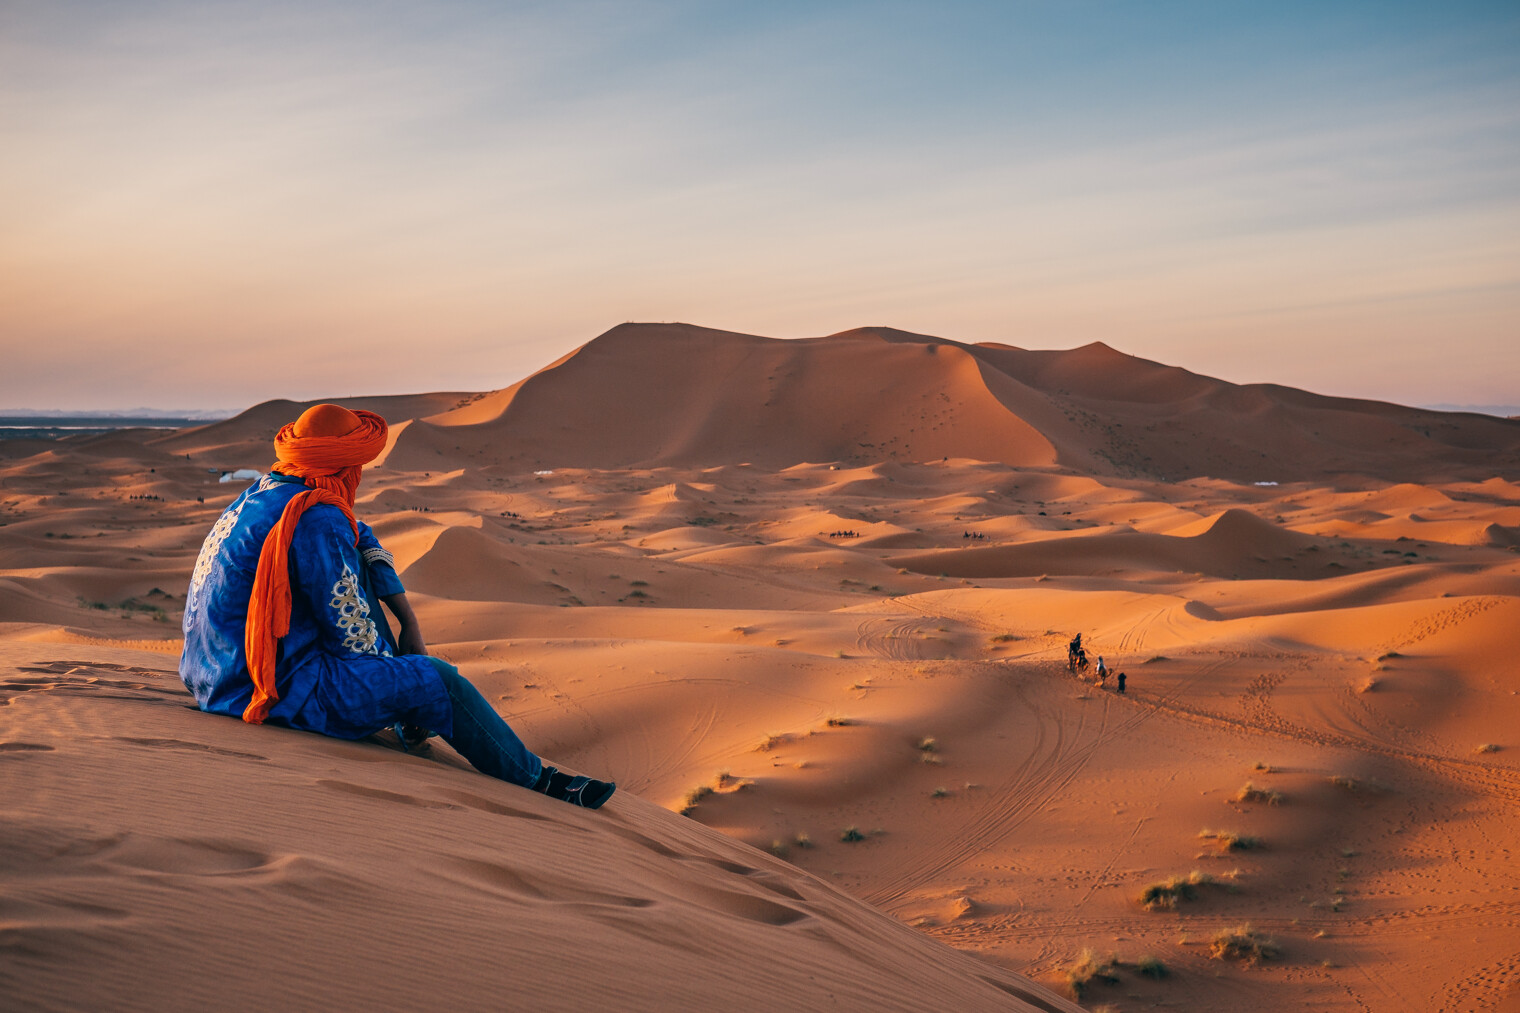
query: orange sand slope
[
  {"left": 0, "top": 645, "right": 1074, "bottom": 1013},
  {"left": 3, "top": 323, "right": 1519, "bottom": 1012},
  {"left": 362, "top": 323, "right": 1517, "bottom": 480}
]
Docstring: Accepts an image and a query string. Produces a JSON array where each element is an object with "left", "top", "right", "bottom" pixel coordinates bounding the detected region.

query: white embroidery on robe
[
  {"left": 361, "top": 545, "right": 395, "bottom": 569},
  {"left": 329, "top": 566, "right": 387, "bottom": 655},
  {"left": 187, "top": 501, "right": 244, "bottom": 616}
]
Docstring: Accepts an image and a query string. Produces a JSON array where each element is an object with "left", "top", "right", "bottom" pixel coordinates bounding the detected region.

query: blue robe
[{"left": 180, "top": 471, "right": 452, "bottom": 738}]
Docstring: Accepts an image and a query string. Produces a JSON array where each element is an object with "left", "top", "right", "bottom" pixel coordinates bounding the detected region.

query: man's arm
[{"left": 381, "top": 592, "right": 427, "bottom": 657}]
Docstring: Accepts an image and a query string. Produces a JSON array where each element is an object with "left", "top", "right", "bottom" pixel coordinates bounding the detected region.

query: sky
[{"left": 2, "top": 0, "right": 1517, "bottom": 414}]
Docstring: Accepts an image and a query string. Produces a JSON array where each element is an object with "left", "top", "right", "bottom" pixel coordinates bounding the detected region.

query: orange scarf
[{"left": 242, "top": 406, "right": 388, "bottom": 724}]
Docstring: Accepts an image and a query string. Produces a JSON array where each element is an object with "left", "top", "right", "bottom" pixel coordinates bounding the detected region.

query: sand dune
[
  {"left": 376, "top": 323, "right": 1520, "bottom": 481},
  {"left": 888, "top": 508, "right": 1337, "bottom": 580},
  {"left": 4, "top": 324, "right": 1519, "bottom": 1011},
  {"left": 0, "top": 644, "right": 1076, "bottom": 1013},
  {"left": 152, "top": 392, "right": 474, "bottom": 465}
]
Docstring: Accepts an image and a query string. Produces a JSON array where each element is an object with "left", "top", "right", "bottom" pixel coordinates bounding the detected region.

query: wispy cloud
[{"left": 1, "top": 0, "right": 1517, "bottom": 409}]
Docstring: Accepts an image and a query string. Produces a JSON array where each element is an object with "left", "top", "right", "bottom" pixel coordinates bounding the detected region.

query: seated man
[{"left": 179, "top": 403, "right": 614, "bottom": 809}]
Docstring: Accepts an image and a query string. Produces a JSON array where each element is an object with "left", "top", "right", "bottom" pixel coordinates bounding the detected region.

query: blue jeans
[{"left": 429, "top": 658, "right": 543, "bottom": 788}]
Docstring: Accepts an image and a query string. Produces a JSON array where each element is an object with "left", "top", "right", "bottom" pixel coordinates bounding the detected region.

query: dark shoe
[
  {"left": 533, "top": 765, "right": 616, "bottom": 810},
  {"left": 394, "top": 722, "right": 434, "bottom": 754}
]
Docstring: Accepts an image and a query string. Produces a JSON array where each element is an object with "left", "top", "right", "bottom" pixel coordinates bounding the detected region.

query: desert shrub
[
  {"left": 1235, "top": 782, "right": 1284, "bottom": 805},
  {"left": 1209, "top": 924, "right": 1279, "bottom": 964},
  {"left": 916, "top": 736, "right": 938, "bottom": 752},
  {"left": 1136, "top": 954, "right": 1168, "bottom": 979},
  {"left": 1199, "top": 828, "right": 1261, "bottom": 851},
  {"left": 1064, "top": 948, "right": 1118, "bottom": 997},
  {"left": 679, "top": 785, "right": 713, "bottom": 815},
  {"left": 1475, "top": 743, "right": 1500, "bottom": 754},
  {"left": 1140, "top": 870, "right": 1216, "bottom": 909},
  {"left": 840, "top": 826, "right": 865, "bottom": 843}
]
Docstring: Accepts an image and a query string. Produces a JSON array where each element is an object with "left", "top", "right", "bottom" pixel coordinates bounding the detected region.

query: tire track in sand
[{"left": 866, "top": 657, "right": 1224, "bottom": 910}]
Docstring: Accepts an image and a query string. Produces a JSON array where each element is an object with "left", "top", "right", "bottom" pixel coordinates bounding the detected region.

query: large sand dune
[
  {"left": 4, "top": 324, "right": 1519, "bottom": 1012},
  {"left": 366, "top": 323, "right": 1520, "bottom": 481}
]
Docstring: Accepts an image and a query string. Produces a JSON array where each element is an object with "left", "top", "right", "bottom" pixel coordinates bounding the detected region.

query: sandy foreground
[{"left": 3, "top": 325, "right": 1518, "bottom": 1012}]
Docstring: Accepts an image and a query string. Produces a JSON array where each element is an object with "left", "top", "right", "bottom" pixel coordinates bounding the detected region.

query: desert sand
[{"left": 3, "top": 323, "right": 1518, "bottom": 1012}]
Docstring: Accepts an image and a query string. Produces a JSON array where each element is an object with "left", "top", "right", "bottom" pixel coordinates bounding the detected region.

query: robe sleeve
[
  {"left": 356, "top": 519, "right": 405, "bottom": 598},
  {"left": 290, "top": 506, "right": 394, "bottom": 659}
]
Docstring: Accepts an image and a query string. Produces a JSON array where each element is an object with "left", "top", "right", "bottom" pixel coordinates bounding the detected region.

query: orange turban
[
  {"left": 272, "top": 404, "right": 388, "bottom": 505},
  {"left": 243, "top": 405, "right": 389, "bottom": 724}
]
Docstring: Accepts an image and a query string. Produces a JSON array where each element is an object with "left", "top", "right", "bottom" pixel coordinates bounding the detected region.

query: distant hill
[
  {"left": 149, "top": 323, "right": 1520, "bottom": 482},
  {"left": 378, "top": 323, "right": 1519, "bottom": 482},
  {"left": 151, "top": 392, "right": 478, "bottom": 464}
]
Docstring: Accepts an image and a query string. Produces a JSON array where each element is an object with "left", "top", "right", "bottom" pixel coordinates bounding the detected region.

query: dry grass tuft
[
  {"left": 1199, "top": 828, "right": 1262, "bottom": 851},
  {"left": 1140, "top": 870, "right": 1217, "bottom": 909},
  {"left": 840, "top": 826, "right": 866, "bottom": 843},
  {"left": 1234, "top": 782, "right": 1285, "bottom": 805},
  {"left": 916, "top": 736, "right": 938, "bottom": 752},
  {"left": 1474, "top": 743, "right": 1500, "bottom": 754},
  {"left": 681, "top": 769, "right": 756, "bottom": 814},
  {"left": 1136, "top": 954, "right": 1168, "bottom": 979},
  {"left": 1209, "top": 923, "right": 1280, "bottom": 964},
  {"left": 679, "top": 785, "right": 714, "bottom": 815},
  {"left": 1064, "top": 948, "right": 1119, "bottom": 997}
]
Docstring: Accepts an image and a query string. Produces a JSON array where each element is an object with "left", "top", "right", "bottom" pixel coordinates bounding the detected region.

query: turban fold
[{"left": 243, "top": 405, "right": 389, "bottom": 724}]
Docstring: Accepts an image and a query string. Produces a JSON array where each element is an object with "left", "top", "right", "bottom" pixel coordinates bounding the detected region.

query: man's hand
[
  {"left": 397, "top": 624, "right": 428, "bottom": 657},
  {"left": 381, "top": 592, "right": 429, "bottom": 656}
]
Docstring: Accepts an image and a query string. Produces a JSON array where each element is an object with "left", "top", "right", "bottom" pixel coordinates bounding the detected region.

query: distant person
[
  {"left": 1117, "top": 671, "right": 1127, "bottom": 694},
  {"left": 179, "top": 404, "right": 615, "bottom": 809}
]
